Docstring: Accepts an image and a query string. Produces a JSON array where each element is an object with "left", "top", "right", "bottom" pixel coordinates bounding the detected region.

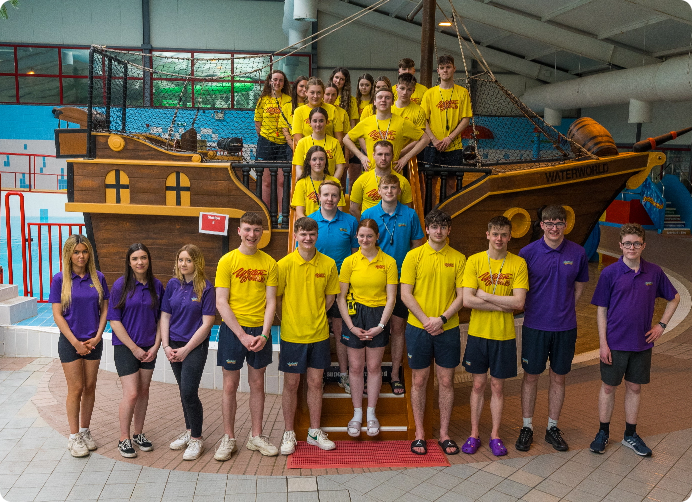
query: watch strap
[{"left": 440, "top": 315, "right": 448, "bottom": 324}]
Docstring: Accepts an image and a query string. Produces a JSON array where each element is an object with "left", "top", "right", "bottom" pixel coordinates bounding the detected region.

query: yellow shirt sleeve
[
  {"left": 339, "top": 255, "right": 354, "bottom": 284},
  {"left": 281, "top": 102, "right": 293, "bottom": 131},
  {"left": 253, "top": 97, "right": 264, "bottom": 122},
  {"left": 400, "top": 250, "right": 417, "bottom": 286},
  {"left": 291, "top": 105, "right": 307, "bottom": 136},
  {"left": 347, "top": 119, "right": 366, "bottom": 143},
  {"left": 456, "top": 254, "right": 466, "bottom": 288},
  {"left": 349, "top": 174, "right": 365, "bottom": 205},
  {"left": 326, "top": 261, "right": 340, "bottom": 295},
  {"left": 386, "top": 255, "right": 399, "bottom": 285},
  {"left": 402, "top": 117, "right": 424, "bottom": 142},
  {"left": 267, "top": 259, "right": 279, "bottom": 287},
  {"left": 398, "top": 174, "right": 413, "bottom": 204},
  {"left": 291, "top": 178, "right": 308, "bottom": 208},
  {"left": 514, "top": 257, "right": 529, "bottom": 291},
  {"left": 332, "top": 137, "right": 346, "bottom": 165},
  {"left": 360, "top": 105, "right": 374, "bottom": 121},
  {"left": 292, "top": 137, "right": 308, "bottom": 166},
  {"left": 214, "top": 253, "right": 233, "bottom": 288},
  {"left": 461, "top": 254, "right": 480, "bottom": 289}
]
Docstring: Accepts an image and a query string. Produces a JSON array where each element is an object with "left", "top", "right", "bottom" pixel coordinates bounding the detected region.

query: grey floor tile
[
  {"left": 98, "top": 482, "right": 135, "bottom": 500},
  {"left": 493, "top": 479, "right": 531, "bottom": 498},
  {"left": 45, "top": 471, "right": 80, "bottom": 486},
  {"left": 194, "top": 480, "right": 228, "bottom": 496},
  {"left": 66, "top": 483, "right": 104, "bottom": 500},
  {"left": 35, "top": 484, "right": 73, "bottom": 502},
  {"left": 520, "top": 489, "right": 560, "bottom": 502},
  {"left": 0, "top": 473, "right": 19, "bottom": 490},
  {"left": 533, "top": 478, "right": 571, "bottom": 498},
  {"left": 226, "top": 477, "right": 257, "bottom": 494},
  {"left": 365, "top": 483, "right": 406, "bottom": 502},
  {"left": 466, "top": 470, "right": 504, "bottom": 489},
  {"left": 442, "top": 463, "right": 479, "bottom": 480},
  {"left": 257, "top": 476, "right": 287, "bottom": 493},
  {"left": 318, "top": 489, "right": 351, "bottom": 502},
  {"left": 426, "top": 471, "right": 463, "bottom": 490},
  {"left": 477, "top": 488, "right": 519, "bottom": 502},
  {"left": 656, "top": 475, "right": 692, "bottom": 496},
  {"left": 381, "top": 472, "right": 421, "bottom": 492},
  {"left": 436, "top": 491, "right": 474, "bottom": 502},
  {"left": 0, "top": 459, "right": 29, "bottom": 475},
  {"left": 4, "top": 485, "right": 42, "bottom": 502},
  {"left": 288, "top": 491, "right": 319, "bottom": 502},
  {"left": 316, "top": 476, "right": 343, "bottom": 491},
  {"left": 15, "top": 470, "right": 51, "bottom": 487},
  {"left": 164, "top": 481, "right": 197, "bottom": 498},
  {"left": 646, "top": 486, "right": 690, "bottom": 502},
  {"left": 76, "top": 469, "right": 112, "bottom": 485},
  {"left": 137, "top": 467, "right": 170, "bottom": 484},
  {"left": 23, "top": 459, "right": 60, "bottom": 474},
  {"left": 106, "top": 468, "right": 141, "bottom": 484},
  {"left": 563, "top": 487, "right": 606, "bottom": 502},
  {"left": 225, "top": 494, "right": 256, "bottom": 502},
  {"left": 602, "top": 487, "right": 646, "bottom": 502},
  {"left": 451, "top": 480, "right": 491, "bottom": 500},
  {"left": 167, "top": 470, "right": 198, "bottom": 483},
  {"left": 257, "top": 492, "right": 288, "bottom": 502},
  {"left": 407, "top": 481, "right": 449, "bottom": 501}
]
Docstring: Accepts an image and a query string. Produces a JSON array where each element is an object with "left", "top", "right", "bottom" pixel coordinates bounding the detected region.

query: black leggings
[{"left": 169, "top": 338, "right": 209, "bottom": 438}]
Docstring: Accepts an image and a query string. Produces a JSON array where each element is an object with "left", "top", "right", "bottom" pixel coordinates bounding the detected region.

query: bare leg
[
  {"left": 598, "top": 382, "right": 617, "bottom": 423},
  {"left": 411, "top": 367, "right": 430, "bottom": 453},
  {"left": 547, "top": 369, "right": 566, "bottom": 422},
  {"left": 347, "top": 347, "right": 365, "bottom": 410},
  {"left": 389, "top": 315, "right": 406, "bottom": 384},
  {"left": 436, "top": 365, "right": 455, "bottom": 449},
  {"left": 222, "top": 369, "right": 240, "bottom": 438},
  {"left": 282, "top": 373, "right": 301, "bottom": 431},
  {"left": 132, "top": 369, "right": 154, "bottom": 435},
  {"left": 521, "top": 372, "right": 539, "bottom": 420},
  {"left": 332, "top": 318, "right": 348, "bottom": 374},
  {"left": 470, "top": 373, "right": 487, "bottom": 439},
  {"left": 306, "top": 368, "right": 324, "bottom": 430},
  {"left": 119, "top": 372, "right": 141, "bottom": 441},
  {"left": 366, "top": 347, "right": 385, "bottom": 409},
  {"left": 623, "top": 380, "right": 641, "bottom": 425},
  {"left": 62, "top": 360, "right": 86, "bottom": 435},
  {"left": 248, "top": 366, "right": 267, "bottom": 437},
  {"left": 489, "top": 377, "right": 505, "bottom": 439},
  {"left": 79, "top": 359, "right": 101, "bottom": 429}
]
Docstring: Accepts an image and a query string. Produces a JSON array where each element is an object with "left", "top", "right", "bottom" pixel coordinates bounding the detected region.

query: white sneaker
[
  {"left": 67, "top": 434, "right": 89, "bottom": 457},
  {"left": 246, "top": 434, "right": 279, "bottom": 456},
  {"left": 280, "top": 430, "right": 297, "bottom": 455},
  {"left": 307, "top": 428, "right": 336, "bottom": 451},
  {"left": 170, "top": 430, "right": 191, "bottom": 450},
  {"left": 183, "top": 437, "right": 204, "bottom": 460},
  {"left": 80, "top": 429, "right": 97, "bottom": 451},
  {"left": 338, "top": 374, "right": 351, "bottom": 394},
  {"left": 214, "top": 434, "right": 237, "bottom": 461}
]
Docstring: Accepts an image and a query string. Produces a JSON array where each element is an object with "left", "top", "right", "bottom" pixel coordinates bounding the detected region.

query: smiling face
[
  {"left": 296, "top": 79, "right": 308, "bottom": 99},
  {"left": 378, "top": 181, "right": 401, "bottom": 204},
  {"left": 332, "top": 72, "right": 346, "bottom": 90},
  {"left": 307, "top": 85, "right": 323, "bottom": 106},
  {"left": 318, "top": 184, "right": 340, "bottom": 212},
  {"left": 129, "top": 249, "right": 150, "bottom": 277},
  {"left": 270, "top": 72, "right": 284, "bottom": 93},
  {"left": 295, "top": 228, "right": 318, "bottom": 252},
  {"left": 323, "top": 87, "right": 337, "bottom": 105},
  {"left": 357, "top": 225, "right": 378, "bottom": 250},
  {"left": 541, "top": 218, "right": 566, "bottom": 246},
  {"left": 71, "top": 243, "right": 89, "bottom": 270},
  {"left": 486, "top": 225, "right": 511, "bottom": 253},
  {"left": 309, "top": 151, "right": 327, "bottom": 176},
  {"left": 177, "top": 250, "right": 196, "bottom": 277},
  {"left": 620, "top": 233, "right": 646, "bottom": 261},
  {"left": 358, "top": 78, "right": 372, "bottom": 97},
  {"left": 238, "top": 222, "right": 263, "bottom": 250},
  {"left": 309, "top": 111, "right": 326, "bottom": 134}
]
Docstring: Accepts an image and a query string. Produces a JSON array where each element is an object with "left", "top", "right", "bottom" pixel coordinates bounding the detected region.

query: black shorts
[
  {"left": 256, "top": 135, "right": 288, "bottom": 161},
  {"left": 521, "top": 326, "right": 577, "bottom": 376},
  {"left": 463, "top": 335, "right": 517, "bottom": 379},
  {"left": 279, "top": 338, "right": 331, "bottom": 373},
  {"left": 58, "top": 333, "right": 103, "bottom": 364},
  {"left": 392, "top": 287, "right": 408, "bottom": 320},
  {"left": 217, "top": 323, "right": 272, "bottom": 371},
  {"left": 113, "top": 344, "right": 157, "bottom": 377},
  {"left": 423, "top": 145, "right": 463, "bottom": 167},
  {"left": 405, "top": 324, "right": 461, "bottom": 369},
  {"left": 341, "top": 303, "right": 390, "bottom": 349},
  {"left": 601, "top": 349, "right": 652, "bottom": 386},
  {"left": 326, "top": 301, "right": 341, "bottom": 319}
]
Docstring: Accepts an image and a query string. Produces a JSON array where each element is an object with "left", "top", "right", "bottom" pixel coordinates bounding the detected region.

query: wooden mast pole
[{"left": 420, "top": 0, "right": 435, "bottom": 87}]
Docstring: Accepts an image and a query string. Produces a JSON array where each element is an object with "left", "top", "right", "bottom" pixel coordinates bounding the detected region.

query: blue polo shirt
[
  {"left": 107, "top": 276, "right": 164, "bottom": 347},
  {"left": 361, "top": 201, "right": 424, "bottom": 275},
  {"left": 591, "top": 257, "right": 677, "bottom": 352},
  {"left": 161, "top": 278, "right": 216, "bottom": 343},
  {"left": 520, "top": 238, "right": 588, "bottom": 332},
  {"left": 49, "top": 271, "right": 110, "bottom": 341},
  {"left": 309, "top": 208, "right": 358, "bottom": 272}
]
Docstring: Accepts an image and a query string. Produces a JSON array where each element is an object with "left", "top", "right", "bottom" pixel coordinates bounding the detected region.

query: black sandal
[
  {"left": 438, "top": 438, "right": 460, "bottom": 455},
  {"left": 390, "top": 380, "right": 405, "bottom": 395},
  {"left": 411, "top": 439, "right": 427, "bottom": 455}
]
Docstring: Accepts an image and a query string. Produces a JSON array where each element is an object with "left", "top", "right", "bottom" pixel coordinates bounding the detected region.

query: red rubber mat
[{"left": 286, "top": 440, "right": 451, "bottom": 469}]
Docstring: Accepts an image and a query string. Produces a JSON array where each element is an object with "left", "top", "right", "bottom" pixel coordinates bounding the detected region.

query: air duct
[
  {"left": 294, "top": 0, "right": 317, "bottom": 22},
  {"left": 281, "top": 0, "right": 312, "bottom": 80}
]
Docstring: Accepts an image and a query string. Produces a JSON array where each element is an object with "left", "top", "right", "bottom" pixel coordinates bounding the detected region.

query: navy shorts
[
  {"left": 341, "top": 303, "right": 390, "bottom": 349},
  {"left": 392, "top": 286, "right": 408, "bottom": 320},
  {"left": 405, "top": 324, "right": 461, "bottom": 369},
  {"left": 326, "top": 301, "right": 340, "bottom": 319},
  {"left": 279, "top": 338, "right": 331, "bottom": 373},
  {"left": 113, "top": 344, "right": 157, "bottom": 377},
  {"left": 58, "top": 333, "right": 103, "bottom": 364},
  {"left": 521, "top": 326, "right": 577, "bottom": 376},
  {"left": 256, "top": 135, "right": 288, "bottom": 161},
  {"left": 601, "top": 349, "right": 652, "bottom": 386},
  {"left": 463, "top": 335, "right": 517, "bottom": 379},
  {"left": 217, "top": 323, "right": 272, "bottom": 371},
  {"left": 423, "top": 145, "right": 463, "bottom": 167}
]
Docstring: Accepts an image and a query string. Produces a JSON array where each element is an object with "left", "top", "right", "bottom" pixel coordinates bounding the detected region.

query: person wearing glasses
[
  {"left": 589, "top": 223, "right": 679, "bottom": 457},
  {"left": 515, "top": 206, "right": 589, "bottom": 453},
  {"left": 361, "top": 174, "right": 424, "bottom": 395}
]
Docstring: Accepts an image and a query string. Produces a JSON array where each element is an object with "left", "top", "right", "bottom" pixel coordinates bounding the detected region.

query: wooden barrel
[{"left": 567, "top": 117, "right": 618, "bottom": 157}]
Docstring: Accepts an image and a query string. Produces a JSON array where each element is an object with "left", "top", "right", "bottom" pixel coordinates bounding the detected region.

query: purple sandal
[
  {"left": 461, "top": 436, "right": 481, "bottom": 454},
  {"left": 489, "top": 438, "right": 508, "bottom": 457}
]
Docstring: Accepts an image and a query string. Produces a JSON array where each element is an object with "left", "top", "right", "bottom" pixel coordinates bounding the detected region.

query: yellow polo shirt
[
  {"left": 392, "top": 82, "right": 429, "bottom": 105},
  {"left": 349, "top": 170, "right": 412, "bottom": 211},
  {"left": 339, "top": 248, "right": 398, "bottom": 308},
  {"left": 461, "top": 251, "right": 529, "bottom": 341},
  {"left": 277, "top": 250, "right": 340, "bottom": 343},
  {"left": 291, "top": 175, "right": 346, "bottom": 216},
  {"left": 335, "top": 95, "right": 359, "bottom": 120},
  {"left": 292, "top": 135, "right": 345, "bottom": 177},
  {"left": 333, "top": 105, "right": 351, "bottom": 134},
  {"left": 291, "top": 102, "right": 344, "bottom": 138},
  {"left": 254, "top": 93, "right": 292, "bottom": 144},
  {"left": 347, "top": 114, "right": 424, "bottom": 169},
  {"left": 421, "top": 84, "right": 473, "bottom": 152},
  {"left": 215, "top": 249, "right": 279, "bottom": 327},
  {"left": 400, "top": 242, "right": 466, "bottom": 330},
  {"left": 357, "top": 98, "right": 371, "bottom": 120}
]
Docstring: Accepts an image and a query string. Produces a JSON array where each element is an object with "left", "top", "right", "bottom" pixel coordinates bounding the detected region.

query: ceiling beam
[
  {"left": 541, "top": 0, "right": 595, "bottom": 22},
  {"left": 597, "top": 14, "right": 668, "bottom": 40},
  {"left": 524, "top": 47, "right": 557, "bottom": 62},
  {"left": 619, "top": 0, "right": 692, "bottom": 27},
  {"left": 480, "top": 32, "right": 512, "bottom": 47}
]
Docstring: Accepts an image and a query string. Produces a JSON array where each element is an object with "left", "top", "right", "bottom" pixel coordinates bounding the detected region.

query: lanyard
[
  {"left": 486, "top": 251, "right": 506, "bottom": 295},
  {"left": 438, "top": 86, "right": 456, "bottom": 132},
  {"left": 381, "top": 213, "right": 395, "bottom": 245},
  {"left": 376, "top": 118, "right": 391, "bottom": 140},
  {"left": 309, "top": 176, "right": 321, "bottom": 207}
]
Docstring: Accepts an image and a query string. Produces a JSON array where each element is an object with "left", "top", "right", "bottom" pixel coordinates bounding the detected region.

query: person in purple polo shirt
[
  {"left": 51, "top": 235, "right": 109, "bottom": 458},
  {"left": 161, "top": 244, "right": 216, "bottom": 461},
  {"left": 590, "top": 223, "right": 679, "bottom": 457},
  {"left": 107, "top": 243, "right": 164, "bottom": 458},
  {"left": 516, "top": 205, "right": 589, "bottom": 453}
]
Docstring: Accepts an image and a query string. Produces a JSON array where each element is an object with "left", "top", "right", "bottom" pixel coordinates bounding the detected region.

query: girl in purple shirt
[
  {"left": 107, "top": 243, "right": 164, "bottom": 458},
  {"left": 161, "top": 244, "right": 216, "bottom": 461},
  {"left": 50, "top": 235, "right": 109, "bottom": 458}
]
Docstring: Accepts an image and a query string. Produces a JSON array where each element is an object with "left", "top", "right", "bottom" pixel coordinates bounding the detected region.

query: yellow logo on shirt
[
  {"left": 397, "top": 223, "right": 407, "bottom": 227},
  {"left": 366, "top": 189, "right": 381, "bottom": 201},
  {"left": 233, "top": 268, "right": 268, "bottom": 284},
  {"left": 367, "top": 130, "right": 397, "bottom": 141},
  {"left": 339, "top": 228, "right": 348, "bottom": 232},
  {"left": 375, "top": 265, "right": 385, "bottom": 270}
]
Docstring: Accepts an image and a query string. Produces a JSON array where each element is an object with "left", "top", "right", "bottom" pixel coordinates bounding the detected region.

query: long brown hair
[
  {"left": 173, "top": 244, "right": 208, "bottom": 301},
  {"left": 116, "top": 243, "right": 158, "bottom": 311},
  {"left": 259, "top": 70, "right": 290, "bottom": 99},
  {"left": 330, "top": 67, "right": 353, "bottom": 115},
  {"left": 60, "top": 234, "right": 104, "bottom": 312}
]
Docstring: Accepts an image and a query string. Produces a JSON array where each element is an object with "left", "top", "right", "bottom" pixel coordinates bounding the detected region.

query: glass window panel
[
  {"left": 233, "top": 81, "right": 262, "bottom": 109},
  {"left": 234, "top": 54, "right": 270, "bottom": 82},
  {"left": 193, "top": 53, "right": 234, "bottom": 79},
  {"left": 0, "top": 76, "right": 16, "bottom": 102},
  {"left": 61, "top": 77, "right": 89, "bottom": 104},
  {"left": 152, "top": 52, "right": 191, "bottom": 78},
  {"left": 194, "top": 81, "right": 234, "bottom": 108},
  {"left": 17, "top": 47, "right": 59, "bottom": 75},
  {"left": 114, "top": 52, "right": 144, "bottom": 78},
  {"left": 275, "top": 55, "right": 310, "bottom": 83},
  {"left": 0, "top": 47, "right": 15, "bottom": 73},
  {"left": 61, "top": 49, "right": 90, "bottom": 76},
  {"left": 18, "top": 76, "right": 60, "bottom": 103},
  {"left": 153, "top": 80, "right": 192, "bottom": 107}
]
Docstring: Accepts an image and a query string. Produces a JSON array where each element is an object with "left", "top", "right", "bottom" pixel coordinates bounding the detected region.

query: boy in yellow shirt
[{"left": 392, "top": 58, "right": 428, "bottom": 105}]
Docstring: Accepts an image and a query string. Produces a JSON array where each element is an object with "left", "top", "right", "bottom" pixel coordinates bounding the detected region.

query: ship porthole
[
  {"left": 562, "top": 205, "right": 576, "bottom": 234},
  {"left": 503, "top": 207, "right": 531, "bottom": 238},
  {"left": 108, "top": 134, "right": 125, "bottom": 152}
]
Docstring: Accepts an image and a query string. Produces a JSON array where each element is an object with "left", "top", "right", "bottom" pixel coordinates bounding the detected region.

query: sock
[
  {"left": 340, "top": 372, "right": 347, "bottom": 378},
  {"left": 367, "top": 407, "right": 376, "bottom": 422},
  {"left": 547, "top": 418, "right": 558, "bottom": 430},
  {"left": 600, "top": 422, "right": 610, "bottom": 435},
  {"left": 523, "top": 417, "right": 533, "bottom": 430},
  {"left": 352, "top": 407, "right": 363, "bottom": 423},
  {"left": 625, "top": 422, "right": 637, "bottom": 437},
  {"left": 69, "top": 433, "right": 78, "bottom": 439},
  {"left": 79, "top": 427, "right": 88, "bottom": 433}
]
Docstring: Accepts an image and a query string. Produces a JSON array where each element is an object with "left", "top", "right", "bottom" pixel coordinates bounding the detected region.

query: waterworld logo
[
  {"left": 544, "top": 163, "right": 609, "bottom": 183},
  {"left": 226, "top": 359, "right": 236, "bottom": 364},
  {"left": 563, "top": 261, "right": 573, "bottom": 266},
  {"left": 645, "top": 281, "right": 653, "bottom": 286},
  {"left": 191, "top": 296, "right": 200, "bottom": 302},
  {"left": 287, "top": 362, "right": 298, "bottom": 367},
  {"left": 233, "top": 268, "right": 268, "bottom": 284}
]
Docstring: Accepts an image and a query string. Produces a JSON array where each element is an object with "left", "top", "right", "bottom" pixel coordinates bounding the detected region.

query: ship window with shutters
[
  {"left": 105, "top": 169, "right": 130, "bottom": 204},
  {"left": 166, "top": 172, "right": 191, "bottom": 206}
]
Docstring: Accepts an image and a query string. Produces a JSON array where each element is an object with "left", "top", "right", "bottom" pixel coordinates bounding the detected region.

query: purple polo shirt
[
  {"left": 49, "top": 271, "right": 110, "bottom": 341},
  {"left": 107, "top": 276, "right": 164, "bottom": 347},
  {"left": 161, "top": 278, "right": 216, "bottom": 342},
  {"left": 591, "top": 257, "right": 677, "bottom": 352},
  {"left": 520, "top": 238, "right": 588, "bottom": 332}
]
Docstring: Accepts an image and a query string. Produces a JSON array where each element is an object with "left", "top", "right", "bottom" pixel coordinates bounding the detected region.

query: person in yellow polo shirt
[
  {"left": 281, "top": 75, "right": 308, "bottom": 152},
  {"left": 337, "top": 218, "right": 398, "bottom": 438},
  {"left": 461, "top": 215, "right": 528, "bottom": 457},
  {"left": 291, "top": 77, "right": 344, "bottom": 146},
  {"left": 278, "top": 217, "right": 340, "bottom": 454},
  {"left": 291, "top": 146, "right": 345, "bottom": 219},
  {"left": 401, "top": 209, "right": 466, "bottom": 456},
  {"left": 292, "top": 107, "right": 346, "bottom": 180},
  {"left": 392, "top": 73, "right": 426, "bottom": 130},
  {"left": 324, "top": 83, "right": 351, "bottom": 136},
  {"left": 392, "top": 57, "right": 428, "bottom": 106},
  {"left": 214, "top": 212, "right": 279, "bottom": 461}
]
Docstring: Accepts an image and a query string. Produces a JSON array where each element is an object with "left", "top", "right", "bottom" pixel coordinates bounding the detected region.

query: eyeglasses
[
  {"left": 542, "top": 222, "right": 566, "bottom": 229},
  {"left": 621, "top": 241, "right": 643, "bottom": 249}
]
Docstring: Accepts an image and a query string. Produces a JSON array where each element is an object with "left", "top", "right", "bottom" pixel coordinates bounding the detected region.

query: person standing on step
[
  {"left": 589, "top": 223, "right": 679, "bottom": 457},
  {"left": 278, "top": 217, "right": 340, "bottom": 454},
  {"left": 214, "top": 212, "right": 279, "bottom": 461},
  {"left": 392, "top": 58, "right": 428, "bottom": 106},
  {"left": 282, "top": 75, "right": 309, "bottom": 154},
  {"left": 51, "top": 235, "right": 109, "bottom": 458},
  {"left": 291, "top": 145, "right": 346, "bottom": 219},
  {"left": 161, "top": 244, "right": 216, "bottom": 461},
  {"left": 108, "top": 243, "right": 164, "bottom": 458},
  {"left": 401, "top": 210, "right": 465, "bottom": 456},
  {"left": 292, "top": 107, "right": 346, "bottom": 181},
  {"left": 515, "top": 205, "right": 589, "bottom": 453},
  {"left": 461, "top": 216, "right": 528, "bottom": 457}
]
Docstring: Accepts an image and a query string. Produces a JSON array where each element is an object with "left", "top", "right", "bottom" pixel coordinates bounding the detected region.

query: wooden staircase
[{"left": 662, "top": 201, "right": 691, "bottom": 236}]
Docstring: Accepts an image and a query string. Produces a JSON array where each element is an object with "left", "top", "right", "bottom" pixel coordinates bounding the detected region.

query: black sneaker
[
  {"left": 590, "top": 429, "right": 609, "bottom": 454},
  {"left": 545, "top": 426, "right": 569, "bottom": 451},
  {"left": 118, "top": 439, "right": 137, "bottom": 458},
  {"left": 132, "top": 433, "right": 153, "bottom": 451},
  {"left": 515, "top": 427, "right": 533, "bottom": 451}
]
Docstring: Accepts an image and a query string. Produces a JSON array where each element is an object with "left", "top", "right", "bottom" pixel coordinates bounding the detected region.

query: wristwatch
[
  {"left": 377, "top": 323, "right": 385, "bottom": 330},
  {"left": 658, "top": 321, "right": 667, "bottom": 329},
  {"left": 440, "top": 315, "right": 448, "bottom": 324}
]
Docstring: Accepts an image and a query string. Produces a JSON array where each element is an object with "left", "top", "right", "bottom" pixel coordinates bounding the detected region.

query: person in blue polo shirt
[
  {"left": 362, "top": 174, "right": 424, "bottom": 395},
  {"left": 589, "top": 223, "right": 679, "bottom": 457},
  {"left": 309, "top": 180, "right": 358, "bottom": 393},
  {"left": 516, "top": 205, "right": 589, "bottom": 453}
]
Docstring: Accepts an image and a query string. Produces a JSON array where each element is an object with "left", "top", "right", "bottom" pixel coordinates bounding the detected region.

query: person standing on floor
[
  {"left": 214, "top": 212, "right": 279, "bottom": 461},
  {"left": 589, "top": 223, "right": 679, "bottom": 457},
  {"left": 108, "top": 243, "right": 164, "bottom": 458},
  {"left": 161, "top": 244, "right": 216, "bottom": 461},
  {"left": 515, "top": 205, "right": 589, "bottom": 453},
  {"left": 50, "top": 235, "right": 109, "bottom": 458}
]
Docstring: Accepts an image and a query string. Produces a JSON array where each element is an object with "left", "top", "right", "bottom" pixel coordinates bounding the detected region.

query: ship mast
[{"left": 419, "top": 0, "right": 435, "bottom": 88}]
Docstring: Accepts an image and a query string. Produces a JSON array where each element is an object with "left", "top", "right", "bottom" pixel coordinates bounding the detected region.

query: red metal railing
[
  {"left": 5, "top": 191, "right": 28, "bottom": 295},
  {"left": 0, "top": 152, "right": 64, "bottom": 192}
]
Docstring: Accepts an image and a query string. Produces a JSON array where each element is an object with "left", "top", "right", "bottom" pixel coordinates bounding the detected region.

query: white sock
[
  {"left": 547, "top": 418, "right": 558, "bottom": 430},
  {"left": 79, "top": 427, "right": 88, "bottom": 433},
  {"left": 70, "top": 433, "right": 78, "bottom": 439},
  {"left": 523, "top": 417, "right": 533, "bottom": 430},
  {"left": 352, "top": 407, "right": 363, "bottom": 422},
  {"left": 367, "top": 407, "right": 376, "bottom": 422},
  {"left": 340, "top": 372, "right": 347, "bottom": 377}
]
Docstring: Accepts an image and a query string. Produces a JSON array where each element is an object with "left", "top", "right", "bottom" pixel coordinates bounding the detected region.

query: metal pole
[
  {"left": 86, "top": 48, "right": 94, "bottom": 159},
  {"left": 420, "top": 0, "right": 436, "bottom": 88}
]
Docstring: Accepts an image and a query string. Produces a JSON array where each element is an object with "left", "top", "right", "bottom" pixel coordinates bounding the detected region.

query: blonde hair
[
  {"left": 60, "top": 235, "right": 104, "bottom": 312},
  {"left": 174, "top": 244, "right": 208, "bottom": 301}
]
